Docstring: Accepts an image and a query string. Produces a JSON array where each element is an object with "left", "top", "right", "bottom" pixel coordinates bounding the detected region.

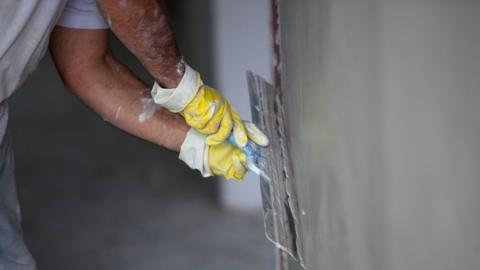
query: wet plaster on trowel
[
  {"left": 247, "top": 72, "right": 305, "bottom": 267},
  {"left": 268, "top": 1, "right": 306, "bottom": 267},
  {"left": 135, "top": 57, "right": 185, "bottom": 124}
]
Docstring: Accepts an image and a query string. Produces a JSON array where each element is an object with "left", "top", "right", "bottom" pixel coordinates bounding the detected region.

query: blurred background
[{"left": 9, "top": 0, "right": 275, "bottom": 269}]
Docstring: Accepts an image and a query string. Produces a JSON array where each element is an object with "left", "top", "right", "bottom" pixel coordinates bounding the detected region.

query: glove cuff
[
  {"left": 151, "top": 64, "right": 201, "bottom": 112},
  {"left": 179, "top": 128, "right": 212, "bottom": 177}
]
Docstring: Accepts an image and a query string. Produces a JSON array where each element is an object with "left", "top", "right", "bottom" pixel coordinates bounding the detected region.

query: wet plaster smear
[
  {"left": 247, "top": 72, "right": 304, "bottom": 266},
  {"left": 277, "top": 0, "right": 480, "bottom": 269}
]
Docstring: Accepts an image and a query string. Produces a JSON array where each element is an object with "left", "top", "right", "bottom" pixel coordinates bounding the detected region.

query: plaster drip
[
  {"left": 138, "top": 98, "right": 158, "bottom": 123},
  {"left": 115, "top": 106, "right": 122, "bottom": 120}
]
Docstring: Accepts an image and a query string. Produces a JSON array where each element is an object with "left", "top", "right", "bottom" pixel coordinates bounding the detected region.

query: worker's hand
[
  {"left": 179, "top": 128, "right": 249, "bottom": 180},
  {"left": 151, "top": 65, "right": 267, "bottom": 147},
  {"left": 242, "top": 121, "right": 270, "bottom": 147},
  {"left": 181, "top": 85, "right": 245, "bottom": 146},
  {"left": 208, "top": 140, "right": 248, "bottom": 180}
]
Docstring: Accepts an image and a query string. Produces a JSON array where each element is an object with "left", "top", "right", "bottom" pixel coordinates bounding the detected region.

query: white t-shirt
[
  {"left": 0, "top": 0, "right": 108, "bottom": 141},
  {"left": 0, "top": 0, "right": 108, "bottom": 103}
]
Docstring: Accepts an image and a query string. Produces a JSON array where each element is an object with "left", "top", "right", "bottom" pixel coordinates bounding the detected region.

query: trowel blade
[{"left": 246, "top": 71, "right": 305, "bottom": 267}]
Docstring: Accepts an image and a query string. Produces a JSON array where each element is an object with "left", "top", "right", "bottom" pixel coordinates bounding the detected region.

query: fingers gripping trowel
[
  {"left": 245, "top": 71, "right": 305, "bottom": 267},
  {"left": 227, "top": 134, "right": 271, "bottom": 182}
]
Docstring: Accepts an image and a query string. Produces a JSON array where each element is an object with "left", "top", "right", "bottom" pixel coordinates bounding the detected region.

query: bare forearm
[
  {"left": 74, "top": 56, "right": 187, "bottom": 151},
  {"left": 96, "top": 0, "right": 184, "bottom": 88},
  {"left": 50, "top": 27, "right": 188, "bottom": 152}
]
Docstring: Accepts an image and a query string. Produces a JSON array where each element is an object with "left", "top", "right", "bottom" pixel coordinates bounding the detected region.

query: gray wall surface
[{"left": 277, "top": 1, "right": 480, "bottom": 269}]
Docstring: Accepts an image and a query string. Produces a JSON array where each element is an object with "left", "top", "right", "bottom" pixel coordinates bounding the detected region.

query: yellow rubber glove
[
  {"left": 179, "top": 128, "right": 248, "bottom": 181},
  {"left": 181, "top": 85, "right": 249, "bottom": 147},
  {"left": 208, "top": 140, "right": 248, "bottom": 180},
  {"left": 243, "top": 121, "right": 270, "bottom": 147},
  {"left": 151, "top": 65, "right": 251, "bottom": 147}
]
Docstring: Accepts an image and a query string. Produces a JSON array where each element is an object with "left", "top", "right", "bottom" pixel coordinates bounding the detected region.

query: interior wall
[{"left": 278, "top": 0, "right": 480, "bottom": 269}]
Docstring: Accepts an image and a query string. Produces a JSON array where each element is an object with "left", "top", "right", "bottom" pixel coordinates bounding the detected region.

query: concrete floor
[{"left": 9, "top": 54, "right": 275, "bottom": 269}]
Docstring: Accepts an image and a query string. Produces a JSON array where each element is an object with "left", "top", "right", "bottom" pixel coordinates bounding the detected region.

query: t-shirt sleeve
[{"left": 56, "top": 0, "right": 109, "bottom": 29}]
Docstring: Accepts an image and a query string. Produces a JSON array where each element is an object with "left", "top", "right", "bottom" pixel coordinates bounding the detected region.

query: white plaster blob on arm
[{"left": 138, "top": 98, "right": 161, "bottom": 123}]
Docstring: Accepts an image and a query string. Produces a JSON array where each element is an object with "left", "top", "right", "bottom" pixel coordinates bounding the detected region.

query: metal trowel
[{"left": 245, "top": 71, "right": 305, "bottom": 267}]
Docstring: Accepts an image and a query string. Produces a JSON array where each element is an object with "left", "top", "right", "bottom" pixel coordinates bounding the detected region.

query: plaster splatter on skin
[
  {"left": 115, "top": 106, "right": 122, "bottom": 120},
  {"left": 141, "top": 31, "right": 155, "bottom": 52},
  {"left": 176, "top": 58, "right": 186, "bottom": 76},
  {"left": 118, "top": 0, "right": 127, "bottom": 8},
  {"left": 138, "top": 98, "right": 159, "bottom": 123}
]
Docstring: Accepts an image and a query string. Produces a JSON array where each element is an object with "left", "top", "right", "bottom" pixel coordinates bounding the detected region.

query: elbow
[
  {"left": 52, "top": 51, "right": 109, "bottom": 97},
  {"left": 49, "top": 26, "right": 110, "bottom": 97},
  {"left": 56, "top": 60, "right": 90, "bottom": 96}
]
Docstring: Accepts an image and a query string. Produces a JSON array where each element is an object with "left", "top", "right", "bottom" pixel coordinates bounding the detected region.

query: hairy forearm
[
  {"left": 96, "top": 0, "right": 184, "bottom": 88},
  {"left": 50, "top": 27, "right": 188, "bottom": 152},
  {"left": 74, "top": 55, "right": 187, "bottom": 152}
]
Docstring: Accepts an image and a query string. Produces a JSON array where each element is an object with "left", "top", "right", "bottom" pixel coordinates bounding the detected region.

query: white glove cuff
[
  {"left": 151, "top": 65, "right": 201, "bottom": 112},
  {"left": 179, "top": 128, "right": 212, "bottom": 177}
]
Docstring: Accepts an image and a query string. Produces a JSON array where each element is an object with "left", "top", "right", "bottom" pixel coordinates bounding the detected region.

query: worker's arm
[
  {"left": 49, "top": 26, "right": 249, "bottom": 180},
  {"left": 49, "top": 27, "right": 188, "bottom": 152},
  {"left": 95, "top": 0, "right": 269, "bottom": 148},
  {"left": 96, "top": 0, "right": 182, "bottom": 88}
]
